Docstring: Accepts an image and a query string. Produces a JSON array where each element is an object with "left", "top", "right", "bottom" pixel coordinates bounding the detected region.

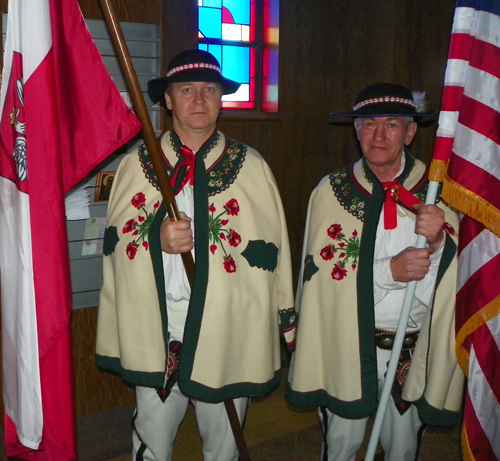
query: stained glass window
[{"left": 198, "top": 0, "right": 279, "bottom": 111}]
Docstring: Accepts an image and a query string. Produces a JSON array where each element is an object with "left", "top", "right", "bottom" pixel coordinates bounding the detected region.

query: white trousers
[
  {"left": 132, "top": 384, "right": 249, "bottom": 461},
  {"left": 319, "top": 348, "right": 425, "bottom": 461}
]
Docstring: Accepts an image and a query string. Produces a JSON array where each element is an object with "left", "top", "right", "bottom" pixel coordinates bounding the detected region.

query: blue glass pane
[
  {"left": 207, "top": 44, "right": 222, "bottom": 67},
  {"left": 199, "top": 7, "right": 222, "bottom": 39},
  {"left": 198, "top": 43, "right": 209, "bottom": 52},
  {"left": 223, "top": 0, "right": 250, "bottom": 25},
  {"left": 201, "top": 0, "right": 222, "bottom": 7},
  {"left": 222, "top": 46, "right": 249, "bottom": 84}
]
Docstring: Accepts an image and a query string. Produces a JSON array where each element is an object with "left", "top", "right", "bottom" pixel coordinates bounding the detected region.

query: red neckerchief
[
  {"left": 169, "top": 145, "right": 195, "bottom": 192},
  {"left": 380, "top": 179, "right": 421, "bottom": 230}
]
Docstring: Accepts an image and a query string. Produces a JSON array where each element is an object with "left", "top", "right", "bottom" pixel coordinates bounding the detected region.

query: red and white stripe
[
  {"left": 432, "top": 2, "right": 500, "bottom": 460},
  {"left": 457, "top": 216, "right": 500, "bottom": 460}
]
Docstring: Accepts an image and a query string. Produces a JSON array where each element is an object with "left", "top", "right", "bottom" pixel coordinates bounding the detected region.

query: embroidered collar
[
  {"left": 168, "top": 130, "right": 219, "bottom": 163},
  {"left": 329, "top": 153, "right": 428, "bottom": 222},
  {"left": 138, "top": 131, "right": 247, "bottom": 197}
]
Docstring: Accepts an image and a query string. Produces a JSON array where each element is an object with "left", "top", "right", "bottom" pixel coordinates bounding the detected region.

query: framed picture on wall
[{"left": 94, "top": 171, "right": 115, "bottom": 203}]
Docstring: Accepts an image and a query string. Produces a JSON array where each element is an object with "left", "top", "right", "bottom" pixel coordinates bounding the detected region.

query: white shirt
[
  {"left": 372, "top": 158, "right": 444, "bottom": 331},
  {"left": 161, "top": 156, "right": 195, "bottom": 342}
]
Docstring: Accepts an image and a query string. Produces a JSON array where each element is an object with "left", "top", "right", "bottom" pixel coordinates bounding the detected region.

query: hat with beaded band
[
  {"left": 330, "top": 82, "right": 437, "bottom": 118},
  {"left": 148, "top": 49, "right": 240, "bottom": 107}
]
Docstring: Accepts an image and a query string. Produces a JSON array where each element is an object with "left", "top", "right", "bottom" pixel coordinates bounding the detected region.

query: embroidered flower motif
[
  {"left": 340, "top": 183, "right": 352, "bottom": 197},
  {"left": 123, "top": 219, "right": 135, "bottom": 233},
  {"left": 224, "top": 199, "right": 240, "bottom": 216},
  {"left": 331, "top": 264, "right": 348, "bottom": 281},
  {"left": 207, "top": 142, "right": 244, "bottom": 190},
  {"left": 321, "top": 226, "right": 360, "bottom": 281},
  {"left": 223, "top": 256, "right": 237, "bottom": 273},
  {"left": 327, "top": 224, "right": 343, "bottom": 240},
  {"left": 320, "top": 246, "right": 335, "bottom": 260},
  {"left": 123, "top": 193, "right": 160, "bottom": 260},
  {"left": 349, "top": 197, "right": 365, "bottom": 215},
  {"left": 332, "top": 170, "right": 347, "bottom": 185},
  {"left": 228, "top": 230, "right": 241, "bottom": 247},
  {"left": 131, "top": 192, "right": 146, "bottom": 208},
  {"left": 209, "top": 199, "right": 242, "bottom": 273},
  {"left": 330, "top": 168, "right": 369, "bottom": 222},
  {"left": 126, "top": 242, "right": 139, "bottom": 260}
]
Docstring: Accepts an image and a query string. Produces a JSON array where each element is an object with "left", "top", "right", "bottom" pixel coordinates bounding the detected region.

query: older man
[
  {"left": 287, "top": 83, "right": 463, "bottom": 461},
  {"left": 96, "top": 49, "right": 296, "bottom": 461}
]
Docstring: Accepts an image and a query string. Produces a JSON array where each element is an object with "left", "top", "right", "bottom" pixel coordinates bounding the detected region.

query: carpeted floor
[{"left": 76, "top": 369, "right": 462, "bottom": 461}]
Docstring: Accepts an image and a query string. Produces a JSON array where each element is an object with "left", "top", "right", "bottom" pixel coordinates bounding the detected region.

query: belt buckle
[{"left": 375, "top": 329, "right": 419, "bottom": 351}]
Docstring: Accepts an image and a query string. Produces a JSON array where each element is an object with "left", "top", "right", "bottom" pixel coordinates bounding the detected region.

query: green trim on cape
[
  {"left": 178, "top": 143, "right": 211, "bottom": 398},
  {"left": 149, "top": 202, "right": 170, "bottom": 386},
  {"left": 287, "top": 155, "right": 459, "bottom": 424},
  {"left": 414, "top": 395, "right": 459, "bottom": 427},
  {"left": 95, "top": 355, "right": 165, "bottom": 388}
]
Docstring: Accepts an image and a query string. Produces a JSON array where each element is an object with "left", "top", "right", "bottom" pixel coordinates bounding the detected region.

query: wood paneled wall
[
  {"left": 217, "top": 0, "right": 455, "bottom": 278},
  {"left": 0, "top": 0, "right": 456, "bottom": 416}
]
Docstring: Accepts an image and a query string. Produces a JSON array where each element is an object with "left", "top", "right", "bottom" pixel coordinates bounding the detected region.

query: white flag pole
[{"left": 364, "top": 180, "right": 440, "bottom": 461}]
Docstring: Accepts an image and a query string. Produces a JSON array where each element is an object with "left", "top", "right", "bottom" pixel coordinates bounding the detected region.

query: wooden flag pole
[{"left": 97, "top": 1, "right": 250, "bottom": 459}]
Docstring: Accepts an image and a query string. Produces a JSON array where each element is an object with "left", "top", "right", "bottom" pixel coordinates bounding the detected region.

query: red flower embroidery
[
  {"left": 319, "top": 225, "right": 360, "bottom": 281},
  {"left": 131, "top": 192, "right": 146, "bottom": 209},
  {"left": 126, "top": 242, "right": 139, "bottom": 260},
  {"left": 208, "top": 197, "right": 242, "bottom": 273},
  {"left": 331, "top": 264, "right": 347, "bottom": 281},
  {"left": 223, "top": 256, "right": 237, "bottom": 273},
  {"left": 320, "top": 246, "right": 335, "bottom": 260},
  {"left": 224, "top": 199, "right": 240, "bottom": 216},
  {"left": 228, "top": 230, "right": 241, "bottom": 247},
  {"left": 124, "top": 192, "right": 159, "bottom": 259},
  {"left": 327, "top": 224, "right": 343, "bottom": 240},
  {"left": 123, "top": 219, "right": 136, "bottom": 233}
]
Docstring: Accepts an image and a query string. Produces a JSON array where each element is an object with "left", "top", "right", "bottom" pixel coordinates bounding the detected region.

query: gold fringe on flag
[
  {"left": 442, "top": 177, "right": 500, "bottom": 239},
  {"left": 462, "top": 424, "right": 475, "bottom": 461},
  {"left": 428, "top": 159, "right": 449, "bottom": 184},
  {"left": 455, "top": 294, "right": 500, "bottom": 376}
]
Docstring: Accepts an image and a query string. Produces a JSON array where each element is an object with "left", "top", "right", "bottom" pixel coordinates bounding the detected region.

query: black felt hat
[
  {"left": 148, "top": 49, "right": 240, "bottom": 106},
  {"left": 330, "top": 82, "right": 437, "bottom": 118}
]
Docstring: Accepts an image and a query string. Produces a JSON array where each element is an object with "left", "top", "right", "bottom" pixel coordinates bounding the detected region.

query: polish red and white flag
[{"left": 0, "top": 0, "right": 141, "bottom": 458}]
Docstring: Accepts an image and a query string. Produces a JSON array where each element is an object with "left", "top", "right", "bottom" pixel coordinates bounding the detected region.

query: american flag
[{"left": 429, "top": 1, "right": 500, "bottom": 459}]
